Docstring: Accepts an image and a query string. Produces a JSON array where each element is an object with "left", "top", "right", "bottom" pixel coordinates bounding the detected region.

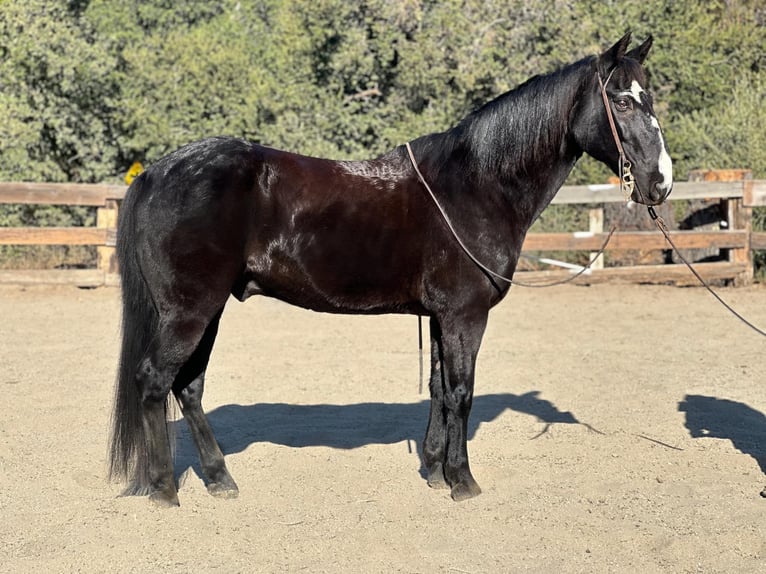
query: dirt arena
[{"left": 1, "top": 282, "right": 765, "bottom": 573}]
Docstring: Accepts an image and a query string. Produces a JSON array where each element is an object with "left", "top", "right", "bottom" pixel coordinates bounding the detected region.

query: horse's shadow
[
  {"left": 172, "top": 391, "right": 586, "bottom": 484},
  {"left": 679, "top": 394, "right": 766, "bottom": 474}
]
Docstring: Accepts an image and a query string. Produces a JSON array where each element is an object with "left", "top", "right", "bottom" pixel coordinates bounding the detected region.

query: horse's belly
[{"left": 236, "top": 250, "right": 421, "bottom": 315}]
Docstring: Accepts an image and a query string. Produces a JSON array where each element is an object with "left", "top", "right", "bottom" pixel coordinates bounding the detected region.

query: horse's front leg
[
  {"left": 424, "top": 311, "right": 488, "bottom": 501},
  {"left": 423, "top": 316, "right": 449, "bottom": 490}
]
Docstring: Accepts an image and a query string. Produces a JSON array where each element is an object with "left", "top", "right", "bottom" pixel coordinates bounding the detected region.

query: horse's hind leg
[
  {"left": 172, "top": 309, "right": 238, "bottom": 498},
  {"left": 136, "top": 319, "right": 206, "bottom": 506},
  {"left": 137, "top": 315, "right": 214, "bottom": 506}
]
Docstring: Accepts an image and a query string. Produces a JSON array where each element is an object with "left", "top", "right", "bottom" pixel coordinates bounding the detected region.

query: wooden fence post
[
  {"left": 97, "top": 199, "right": 119, "bottom": 282},
  {"left": 720, "top": 171, "right": 753, "bottom": 287},
  {"left": 727, "top": 190, "right": 753, "bottom": 287},
  {"left": 589, "top": 207, "right": 604, "bottom": 270}
]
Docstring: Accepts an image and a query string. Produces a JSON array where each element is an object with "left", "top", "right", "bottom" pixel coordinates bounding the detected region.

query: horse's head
[{"left": 572, "top": 33, "right": 673, "bottom": 205}]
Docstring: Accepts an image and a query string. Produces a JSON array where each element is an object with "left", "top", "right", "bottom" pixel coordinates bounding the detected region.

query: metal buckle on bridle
[
  {"left": 620, "top": 159, "right": 634, "bottom": 198},
  {"left": 597, "top": 69, "right": 635, "bottom": 201}
]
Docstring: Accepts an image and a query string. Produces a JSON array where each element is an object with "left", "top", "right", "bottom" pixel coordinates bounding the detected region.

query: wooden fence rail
[{"left": 0, "top": 176, "right": 764, "bottom": 287}]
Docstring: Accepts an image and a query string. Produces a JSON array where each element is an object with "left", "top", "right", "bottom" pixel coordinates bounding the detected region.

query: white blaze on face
[
  {"left": 619, "top": 79, "right": 673, "bottom": 194},
  {"left": 650, "top": 116, "right": 673, "bottom": 192},
  {"left": 623, "top": 80, "right": 645, "bottom": 103}
]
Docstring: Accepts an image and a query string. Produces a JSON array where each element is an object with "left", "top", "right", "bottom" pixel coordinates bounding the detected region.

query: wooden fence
[
  {"left": 0, "top": 174, "right": 765, "bottom": 287},
  {"left": 0, "top": 183, "right": 124, "bottom": 287},
  {"left": 521, "top": 171, "right": 766, "bottom": 286}
]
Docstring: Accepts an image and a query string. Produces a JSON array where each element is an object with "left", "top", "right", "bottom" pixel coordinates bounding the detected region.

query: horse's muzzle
[
  {"left": 650, "top": 181, "right": 672, "bottom": 204},
  {"left": 633, "top": 181, "right": 672, "bottom": 206}
]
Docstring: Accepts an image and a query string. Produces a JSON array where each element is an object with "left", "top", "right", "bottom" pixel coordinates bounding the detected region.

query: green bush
[{"left": 0, "top": 0, "right": 763, "bottom": 273}]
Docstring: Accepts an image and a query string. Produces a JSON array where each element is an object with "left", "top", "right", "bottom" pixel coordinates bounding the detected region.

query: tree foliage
[{"left": 0, "top": 0, "right": 764, "bottom": 182}]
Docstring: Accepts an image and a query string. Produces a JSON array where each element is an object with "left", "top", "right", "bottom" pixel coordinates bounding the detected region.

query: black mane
[{"left": 413, "top": 56, "right": 596, "bottom": 184}]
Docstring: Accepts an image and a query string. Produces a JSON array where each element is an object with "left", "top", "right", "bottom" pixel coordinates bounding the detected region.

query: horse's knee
[{"left": 446, "top": 384, "right": 473, "bottom": 416}]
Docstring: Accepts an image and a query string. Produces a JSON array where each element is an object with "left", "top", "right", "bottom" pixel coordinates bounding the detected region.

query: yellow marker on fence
[{"left": 125, "top": 162, "right": 144, "bottom": 185}]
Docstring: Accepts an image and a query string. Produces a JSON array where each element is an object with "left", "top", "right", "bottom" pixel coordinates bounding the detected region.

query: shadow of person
[
  {"left": 679, "top": 394, "right": 766, "bottom": 495},
  {"left": 172, "top": 391, "right": 594, "bottom": 486}
]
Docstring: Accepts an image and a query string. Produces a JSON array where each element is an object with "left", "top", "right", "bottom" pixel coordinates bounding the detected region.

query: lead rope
[
  {"left": 598, "top": 71, "right": 764, "bottom": 338},
  {"left": 648, "top": 206, "right": 766, "bottom": 337},
  {"left": 417, "top": 315, "right": 424, "bottom": 394},
  {"left": 416, "top": 205, "right": 766, "bottom": 394}
]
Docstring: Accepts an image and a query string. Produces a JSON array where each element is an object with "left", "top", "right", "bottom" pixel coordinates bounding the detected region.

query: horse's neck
[
  {"left": 454, "top": 69, "right": 587, "bottom": 228},
  {"left": 422, "top": 113, "right": 580, "bottom": 233},
  {"left": 505, "top": 150, "right": 580, "bottom": 230}
]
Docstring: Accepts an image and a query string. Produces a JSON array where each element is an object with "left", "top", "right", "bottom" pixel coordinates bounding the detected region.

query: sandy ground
[{"left": 1, "top": 282, "right": 765, "bottom": 573}]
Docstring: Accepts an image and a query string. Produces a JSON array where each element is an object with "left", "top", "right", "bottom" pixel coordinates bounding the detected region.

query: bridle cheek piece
[{"left": 597, "top": 69, "right": 636, "bottom": 201}]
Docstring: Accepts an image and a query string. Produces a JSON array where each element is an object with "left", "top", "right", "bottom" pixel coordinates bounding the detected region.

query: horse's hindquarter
[{"left": 241, "top": 152, "right": 429, "bottom": 314}]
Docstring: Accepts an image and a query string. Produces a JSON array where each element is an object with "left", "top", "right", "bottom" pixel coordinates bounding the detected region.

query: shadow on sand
[
  {"left": 172, "top": 390, "right": 590, "bottom": 484},
  {"left": 679, "top": 394, "right": 766, "bottom": 478}
]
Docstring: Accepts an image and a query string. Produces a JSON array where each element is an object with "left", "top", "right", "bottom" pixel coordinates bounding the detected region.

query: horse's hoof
[
  {"left": 208, "top": 482, "right": 239, "bottom": 499},
  {"left": 450, "top": 480, "right": 482, "bottom": 502},
  {"left": 149, "top": 490, "right": 180, "bottom": 507},
  {"left": 426, "top": 463, "right": 450, "bottom": 490}
]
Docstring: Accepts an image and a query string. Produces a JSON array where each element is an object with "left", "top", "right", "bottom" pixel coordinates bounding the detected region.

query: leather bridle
[{"left": 596, "top": 69, "right": 636, "bottom": 200}]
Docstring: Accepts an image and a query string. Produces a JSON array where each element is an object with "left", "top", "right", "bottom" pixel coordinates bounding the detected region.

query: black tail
[{"left": 108, "top": 173, "right": 158, "bottom": 494}]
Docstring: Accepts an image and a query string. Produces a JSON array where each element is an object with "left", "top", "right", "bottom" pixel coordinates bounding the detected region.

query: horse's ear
[
  {"left": 626, "top": 35, "right": 653, "bottom": 64},
  {"left": 598, "top": 32, "right": 632, "bottom": 75}
]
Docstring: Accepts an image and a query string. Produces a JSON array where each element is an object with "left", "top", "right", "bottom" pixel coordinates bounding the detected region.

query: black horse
[{"left": 110, "top": 33, "right": 672, "bottom": 506}]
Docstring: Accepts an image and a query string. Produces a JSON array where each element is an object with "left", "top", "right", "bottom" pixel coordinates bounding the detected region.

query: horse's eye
[{"left": 614, "top": 98, "right": 631, "bottom": 112}]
